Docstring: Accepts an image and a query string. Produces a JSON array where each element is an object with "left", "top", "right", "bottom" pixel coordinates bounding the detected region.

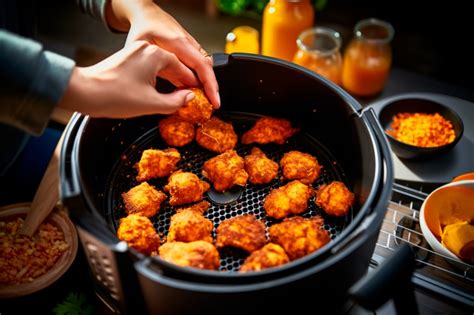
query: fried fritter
[
  {"left": 196, "top": 116, "right": 238, "bottom": 153},
  {"left": 164, "top": 171, "right": 210, "bottom": 206},
  {"left": 159, "top": 241, "right": 220, "bottom": 270},
  {"left": 167, "top": 201, "right": 213, "bottom": 243},
  {"left": 202, "top": 150, "right": 248, "bottom": 192},
  {"left": 316, "top": 181, "right": 354, "bottom": 217},
  {"left": 240, "top": 243, "right": 289, "bottom": 272},
  {"left": 263, "top": 180, "right": 313, "bottom": 219},
  {"left": 135, "top": 148, "right": 181, "bottom": 182},
  {"left": 269, "top": 216, "right": 330, "bottom": 260},
  {"left": 175, "top": 87, "right": 214, "bottom": 124},
  {"left": 216, "top": 215, "right": 267, "bottom": 253},
  {"left": 159, "top": 114, "right": 195, "bottom": 147},
  {"left": 122, "top": 182, "right": 167, "bottom": 218},
  {"left": 244, "top": 147, "right": 279, "bottom": 184},
  {"left": 241, "top": 117, "right": 300, "bottom": 145},
  {"left": 117, "top": 214, "right": 160, "bottom": 256},
  {"left": 280, "top": 151, "right": 321, "bottom": 184}
]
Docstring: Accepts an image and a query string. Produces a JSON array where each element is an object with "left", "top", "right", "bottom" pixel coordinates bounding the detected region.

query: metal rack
[{"left": 372, "top": 182, "right": 474, "bottom": 310}]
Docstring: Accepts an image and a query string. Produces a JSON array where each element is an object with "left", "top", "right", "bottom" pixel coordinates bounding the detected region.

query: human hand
[
  {"left": 58, "top": 41, "right": 195, "bottom": 118},
  {"left": 105, "top": 0, "right": 220, "bottom": 108}
]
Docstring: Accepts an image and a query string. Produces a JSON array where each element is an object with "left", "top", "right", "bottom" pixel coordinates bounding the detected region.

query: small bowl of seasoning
[
  {"left": 379, "top": 98, "right": 464, "bottom": 160},
  {"left": 0, "top": 203, "right": 78, "bottom": 299}
]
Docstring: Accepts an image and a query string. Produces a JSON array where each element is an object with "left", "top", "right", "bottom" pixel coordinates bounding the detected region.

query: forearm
[{"left": 0, "top": 30, "right": 75, "bottom": 135}]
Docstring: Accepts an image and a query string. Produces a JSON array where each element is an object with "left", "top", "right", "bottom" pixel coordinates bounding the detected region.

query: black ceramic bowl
[{"left": 379, "top": 98, "right": 464, "bottom": 160}]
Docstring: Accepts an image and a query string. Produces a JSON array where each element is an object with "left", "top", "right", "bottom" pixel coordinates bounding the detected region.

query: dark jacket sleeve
[
  {"left": 0, "top": 30, "right": 75, "bottom": 135},
  {"left": 76, "top": 0, "right": 121, "bottom": 32}
]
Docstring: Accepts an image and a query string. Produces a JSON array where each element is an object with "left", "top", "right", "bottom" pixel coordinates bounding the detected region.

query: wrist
[
  {"left": 57, "top": 67, "right": 87, "bottom": 113},
  {"left": 106, "top": 0, "right": 156, "bottom": 31}
]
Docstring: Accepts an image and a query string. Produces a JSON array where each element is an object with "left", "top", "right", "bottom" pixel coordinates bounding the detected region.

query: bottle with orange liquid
[
  {"left": 342, "top": 18, "right": 395, "bottom": 97},
  {"left": 261, "top": 0, "right": 314, "bottom": 62},
  {"left": 225, "top": 26, "right": 260, "bottom": 54},
  {"left": 293, "top": 27, "right": 342, "bottom": 85}
]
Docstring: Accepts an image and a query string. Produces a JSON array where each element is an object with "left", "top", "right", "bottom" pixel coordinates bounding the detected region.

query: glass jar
[
  {"left": 342, "top": 18, "right": 395, "bottom": 96},
  {"left": 261, "top": 0, "right": 314, "bottom": 61},
  {"left": 225, "top": 26, "right": 260, "bottom": 54},
  {"left": 293, "top": 27, "right": 342, "bottom": 85}
]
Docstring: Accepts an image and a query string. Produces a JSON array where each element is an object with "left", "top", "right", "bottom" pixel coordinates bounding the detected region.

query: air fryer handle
[
  {"left": 349, "top": 242, "right": 418, "bottom": 314},
  {"left": 363, "top": 108, "right": 394, "bottom": 216},
  {"left": 60, "top": 113, "right": 84, "bottom": 203}
]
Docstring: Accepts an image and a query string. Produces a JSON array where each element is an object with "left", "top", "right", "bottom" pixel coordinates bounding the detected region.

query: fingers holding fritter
[
  {"left": 280, "top": 151, "right": 321, "bottom": 184},
  {"left": 239, "top": 243, "right": 289, "bottom": 272},
  {"left": 175, "top": 87, "right": 214, "bottom": 124},
  {"left": 269, "top": 216, "right": 330, "bottom": 260},
  {"left": 159, "top": 114, "right": 195, "bottom": 147},
  {"left": 263, "top": 180, "right": 313, "bottom": 219},
  {"left": 117, "top": 214, "right": 160, "bottom": 256},
  {"left": 159, "top": 241, "right": 220, "bottom": 270},
  {"left": 164, "top": 171, "right": 210, "bottom": 206},
  {"left": 135, "top": 148, "right": 181, "bottom": 182},
  {"left": 202, "top": 150, "right": 249, "bottom": 192},
  {"left": 167, "top": 201, "right": 213, "bottom": 243},
  {"left": 241, "top": 117, "right": 300, "bottom": 145},
  {"left": 216, "top": 215, "right": 267, "bottom": 253},
  {"left": 122, "top": 182, "right": 167, "bottom": 217},
  {"left": 196, "top": 116, "right": 238, "bottom": 153},
  {"left": 316, "top": 181, "right": 354, "bottom": 217},
  {"left": 244, "top": 147, "right": 279, "bottom": 184}
]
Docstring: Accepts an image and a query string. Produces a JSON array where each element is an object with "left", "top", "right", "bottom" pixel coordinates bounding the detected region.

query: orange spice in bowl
[
  {"left": 0, "top": 217, "right": 69, "bottom": 286},
  {"left": 0, "top": 203, "right": 78, "bottom": 299},
  {"left": 386, "top": 112, "right": 456, "bottom": 147},
  {"left": 378, "top": 98, "right": 464, "bottom": 160}
]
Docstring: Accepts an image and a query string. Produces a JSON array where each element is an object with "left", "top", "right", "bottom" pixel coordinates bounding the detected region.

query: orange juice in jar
[
  {"left": 342, "top": 18, "right": 395, "bottom": 96},
  {"left": 293, "top": 27, "right": 342, "bottom": 85},
  {"left": 262, "top": 0, "right": 314, "bottom": 61}
]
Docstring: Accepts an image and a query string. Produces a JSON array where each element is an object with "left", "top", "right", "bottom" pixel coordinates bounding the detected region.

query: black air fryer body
[{"left": 60, "top": 54, "right": 396, "bottom": 314}]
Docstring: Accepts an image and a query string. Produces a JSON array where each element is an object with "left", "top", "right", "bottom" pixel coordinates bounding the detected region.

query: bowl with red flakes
[
  {"left": 0, "top": 203, "right": 78, "bottom": 299},
  {"left": 378, "top": 98, "right": 464, "bottom": 160}
]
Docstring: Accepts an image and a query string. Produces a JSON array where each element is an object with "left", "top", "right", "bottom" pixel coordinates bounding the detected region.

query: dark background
[{"left": 35, "top": 0, "right": 474, "bottom": 93}]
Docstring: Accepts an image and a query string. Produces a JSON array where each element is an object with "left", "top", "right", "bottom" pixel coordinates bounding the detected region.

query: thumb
[{"left": 153, "top": 88, "right": 195, "bottom": 114}]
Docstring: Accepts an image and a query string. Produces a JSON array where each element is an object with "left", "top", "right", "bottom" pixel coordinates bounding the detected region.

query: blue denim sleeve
[{"left": 0, "top": 30, "right": 75, "bottom": 135}]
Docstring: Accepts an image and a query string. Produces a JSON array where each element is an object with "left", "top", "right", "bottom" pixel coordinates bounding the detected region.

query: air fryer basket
[
  {"left": 107, "top": 112, "right": 353, "bottom": 273},
  {"left": 60, "top": 54, "right": 412, "bottom": 314}
]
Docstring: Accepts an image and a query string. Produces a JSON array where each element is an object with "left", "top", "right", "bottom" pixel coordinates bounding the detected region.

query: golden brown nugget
[
  {"left": 202, "top": 150, "right": 248, "bottom": 192},
  {"left": 244, "top": 147, "right": 279, "bottom": 184},
  {"left": 240, "top": 243, "right": 289, "bottom": 272},
  {"left": 135, "top": 148, "right": 181, "bottom": 182},
  {"left": 263, "top": 180, "right": 312, "bottom": 219},
  {"left": 117, "top": 214, "right": 160, "bottom": 256},
  {"left": 241, "top": 116, "right": 300, "bottom": 145},
  {"left": 159, "top": 114, "right": 195, "bottom": 147},
  {"left": 316, "top": 181, "right": 354, "bottom": 217},
  {"left": 167, "top": 201, "right": 213, "bottom": 243},
  {"left": 216, "top": 215, "right": 267, "bottom": 253},
  {"left": 280, "top": 151, "right": 321, "bottom": 184},
  {"left": 159, "top": 241, "right": 220, "bottom": 270},
  {"left": 269, "top": 216, "right": 330, "bottom": 261},
  {"left": 122, "top": 182, "right": 167, "bottom": 218},
  {"left": 196, "top": 116, "right": 238, "bottom": 153},
  {"left": 164, "top": 171, "right": 210, "bottom": 206},
  {"left": 175, "top": 87, "right": 214, "bottom": 124}
]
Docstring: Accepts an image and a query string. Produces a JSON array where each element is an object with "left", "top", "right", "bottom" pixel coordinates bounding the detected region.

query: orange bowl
[
  {"left": 452, "top": 172, "right": 474, "bottom": 182},
  {"left": 0, "top": 203, "right": 78, "bottom": 299}
]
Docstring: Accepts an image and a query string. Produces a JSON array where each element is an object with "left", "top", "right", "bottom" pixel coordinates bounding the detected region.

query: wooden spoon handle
[{"left": 20, "top": 133, "right": 64, "bottom": 236}]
